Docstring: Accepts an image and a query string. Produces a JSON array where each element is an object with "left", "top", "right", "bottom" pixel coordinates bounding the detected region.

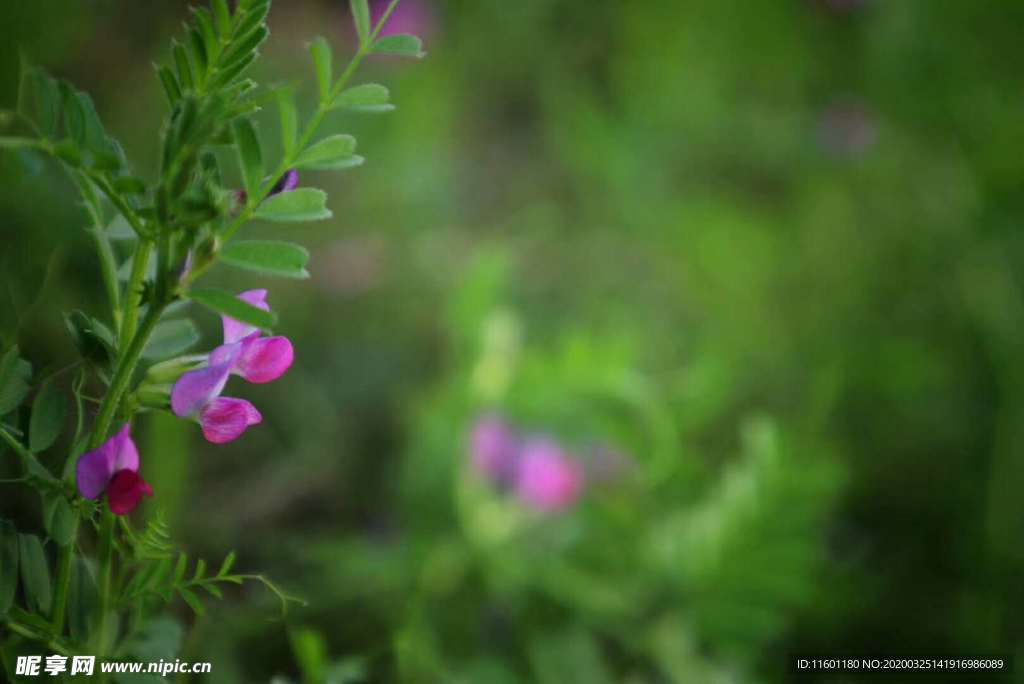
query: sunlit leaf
[
  {"left": 310, "top": 37, "right": 333, "bottom": 104},
  {"left": 372, "top": 34, "right": 426, "bottom": 59},
  {"left": 221, "top": 240, "right": 311, "bottom": 279},
  {"left": 331, "top": 83, "right": 393, "bottom": 113},
  {"left": 295, "top": 134, "right": 362, "bottom": 170},
  {"left": 142, "top": 319, "right": 201, "bottom": 360}
]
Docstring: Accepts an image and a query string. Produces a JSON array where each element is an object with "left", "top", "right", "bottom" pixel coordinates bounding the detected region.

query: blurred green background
[{"left": 3, "top": 0, "right": 1024, "bottom": 681}]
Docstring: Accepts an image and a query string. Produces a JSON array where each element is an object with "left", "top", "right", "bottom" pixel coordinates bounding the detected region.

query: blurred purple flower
[
  {"left": 514, "top": 437, "right": 585, "bottom": 513},
  {"left": 817, "top": 100, "right": 877, "bottom": 156},
  {"left": 469, "top": 414, "right": 519, "bottom": 485},
  {"left": 371, "top": 0, "right": 433, "bottom": 38},
  {"left": 171, "top": 290, "right": 293, "bottom": 443},
  {"left": 236, "top": 169, "right": 299, "bottom": 207},
  {"left": 76, "top": 424, "right": 153, "bottom": 515}
]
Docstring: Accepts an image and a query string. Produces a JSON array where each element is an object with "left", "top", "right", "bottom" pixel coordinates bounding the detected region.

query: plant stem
[
  {"left": 50, "top": 529, "right": 77, "bottom": 636},
  {"left": 117, "top": 239, "right": 154, "bottom": 363},
  {"left": 94, "top": 510, "right": 115, "bottom": 657}
]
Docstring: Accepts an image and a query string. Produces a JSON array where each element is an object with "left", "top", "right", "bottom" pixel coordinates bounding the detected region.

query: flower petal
[
  {"left": 515, "top": 438, "right": 585, "bottom": 513},
  {"left": 469, "top": 414, "right": 518, "bottom": 485},
  {"left": 76, "top": 442, "right": 116, "bottom": 499},
  {"left": 109, "top": 423, "right": 139, "bottom": 473},
  {"left": 222, "top": 289, "right": 270, "bottom": 344},
  {"left": 269, "top": 169, "right": 299, "bottom": 195},
  {"left": 106, "top": 469, "right": 153, "bottom": 515},
  {"left": 199, "top": 397, "right": 262, "bottom": 444},
  {"left": 233, "top": 336, "right": 294, "bottom": 383},
  {"left": 171, "top": 360, "right": 233, "bottom": 418}
]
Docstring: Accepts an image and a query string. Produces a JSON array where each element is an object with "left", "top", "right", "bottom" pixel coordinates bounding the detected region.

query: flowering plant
[{"left": 0, "top": 0, "right": 421, "bottom": 677}]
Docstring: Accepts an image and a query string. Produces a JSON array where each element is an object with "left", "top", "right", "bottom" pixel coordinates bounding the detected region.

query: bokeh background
[{"left": 3, "top": 0, "right": 1024, "bottom": 681}]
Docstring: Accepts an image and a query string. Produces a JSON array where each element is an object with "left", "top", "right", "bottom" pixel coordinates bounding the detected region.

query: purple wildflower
[
  {"left": 236, "top": 169, "right": 299, "bottom": 207},
  {"left": 171, "top": 289, "right": 293, "bottom": 443},
  {"left": 469, "top": 414, "right": 518, "bottom": 486},
  {"left": 371, "top": 0, "right": 433, "bottom": 38},
  {"left": 76, "top": 424, "right": 153, "bottom": 515},
  {"left": 514, "top": 437, "right": 585, "bottom": 513}
]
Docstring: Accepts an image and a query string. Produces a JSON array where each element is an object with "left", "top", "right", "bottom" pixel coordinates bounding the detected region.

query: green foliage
[
  {"left": 332, "top": 84, "right": 393, "bottom": 113},
  {"left": 372, "top": 34, "right": 426, "bottom": 59},
  {"left": 254, "top": 187, "right": 333, "bottom": 222},
  {"left": 142, "top": 319, "right": 201, "bottom": 361},
  {"left": 220, "top": 240, "right": 311, "bottom": 279},
  {"left": 295, "top": 134, "right": 361, "bottom": 170},
  {"left": 0, "top": 346, "right": 31, "bottom": 416},
  {"left": 0, "top": 521, "right": 18, "bottom": 616},
  {"left": 18, "top": 534, "right": 52, "bottom": 614},
  {"left": 29, "top": 379, "right": 65, "bottom": 452},
  {"left": 188, "top": 288, "right": 278, "bottom": 328}
]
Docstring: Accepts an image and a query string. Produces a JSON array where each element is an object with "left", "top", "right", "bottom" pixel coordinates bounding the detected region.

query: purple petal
[
  {"left": 76, "top": 423, "right": 138, "bottom": 499},
  {"left": 233, "top": 335, "right": 294, "bottom": 384},
  {"left": 222, "top": 289, "right": 271, "bottom": 344},
  {"left": 170, "top": 358, "right": 233, "bottom": 418},
  {"left": 76, "top": 443, "right": 116, "bottom": 499},
  {"left": 199, "top": 397, "right": 262, "bottom": 444},
  {"left": 106, "top": 469, "right": 153, "bottom": 515},
  {"left": 269, "top": 169, "right": 299, "bottom": 196},
  {"left": 109, "top": 423, "right": 139, "bottom": 473},
  {"left": 515, "top": 438, "right": 585, "bottom": 513},
  {"left": 469, "top": 414, "right": 518, "bottom": 485}
]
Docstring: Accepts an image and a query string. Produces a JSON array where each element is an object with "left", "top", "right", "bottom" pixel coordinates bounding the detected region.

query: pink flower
[
  {"left": 514, "top": 438, "right": 585, "bottom": 513},
  {"left": 76, "top": 424, "right": 153, "bottom": 515},
  {"left": 171, "top": 290, "right": 292, "bottom": 443}
]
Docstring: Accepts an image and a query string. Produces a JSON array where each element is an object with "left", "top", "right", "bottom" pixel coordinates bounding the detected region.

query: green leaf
[
  {"left": 113, "top": 175, "right": 147, "bottom": 195},
  {"left": 255, "top": 188, "right": 332, "bottom": 222},
  {"left": 235, "top": 0, "right": 271, "bottom": 41},
  {"left": 42, "top": 494, "right": 76, "bottom": 547},
  {"left": 18, "top": 68, "right": 60, "bottom": 138},
  {"left": 222, "top": 25, "right": 268, "bottom": 69},
  {"left": 68, "top": 556, "right": 98, "bottom": 642},
  {"left": 173, "top": 554, "right": 188, "bottom": 584},
  {"left": 192, "top": 558, "right": 207, "bottom": 582},
  {"left": 221, "top": 240, "right": 310, "bottom": 279},
  {"left": 232, "top": 118, "right": 263, "bottom": 198},
  {"left": 277, "top": 89, "right": 298, "bottom": 158},
  {"left": 218, "top": 551, "right": 236, "bottom": 577},
  {"left": 178, "top": 587, "right": 205, "bottom": 616},
  {"left": 331, "top": 83, "right": 394, "bottom": 113},
  {"left": 142, "top": 319, "right": 200, "bottom": 361},
  {"left": 64, "top": 311, "right": 116, "bottom": 367},
  {"left": 309, "top": 37, "right": 333, "bottom": 104},
  {"left": 188, "top": 288, "right": 277, "bottom": 329},
  {"left": 372, "top": 34, "right": 426, "bottom": 59},
  {"left": 29, "top": 379, "right": 64, "bottom": 452},
  {"left": 351, "top": 0, "right": 371, "bottom": 44},
  {"left": 0, "top": 136, "right": 41, "bottom": 149},
  {"left": 192, "top": 7, "right": 219, "bottom": 64},
  {"left": 212, "top": 0, "right": 232, "bottom": 37},
  {"left": 0, "top": 346, "right": 31, "bottom": 416},
  {"left": 0, "top": 521, "right": 18, "bottom": 616},
  {"left": 295, "top": 134, "right": 362, "bottom": 171},
  {"left": 156, "top": 65, "right": 182, "bottom": 107},
  {"left": 172, "top": 40, "right": 194, "bottom": 90},
  {"left": 18, "top": 534, "right": 51, "bottom": 614},
  {"left": 201, "top": 583, "right": 223, "bottom": 599}
]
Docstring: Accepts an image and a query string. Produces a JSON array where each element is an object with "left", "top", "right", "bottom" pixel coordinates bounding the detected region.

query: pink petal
[
  {"left": 515, "top": 438, "right": 585, "bottom": 513},
  {"left": 109, "top": 423, "right": 139, "bottom": 473},
  {"left": 76, "top": 423, "right": 138, "bottom": 499},
  {"left": 233, "top": 336, "right": 294, "bottom": 383},
  {"left": 171, "top": 359, "right": 233, "bottom": 418},
  {"left": 199, "top": 397, "right": 262, "bottom": 444},
  {"left": 222, "top": 289, "right": 270, "bottom": 344},
  {"left": 106, "top": 469, "right": 153, "bottom": 515}
]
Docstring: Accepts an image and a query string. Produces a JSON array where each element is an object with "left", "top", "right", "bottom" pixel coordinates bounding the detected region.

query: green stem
[
  {"left": 95, "top": 511, "right": 115, "bottom": 657},
  {"left": 117, "top": 240, "right": 154, "bottom": 357},
  {"left": 50, "top": 530, "right": 77, "bottom": 636},
  {"left": 3, "top": 620, "right": 73, "bottom": 656}
]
